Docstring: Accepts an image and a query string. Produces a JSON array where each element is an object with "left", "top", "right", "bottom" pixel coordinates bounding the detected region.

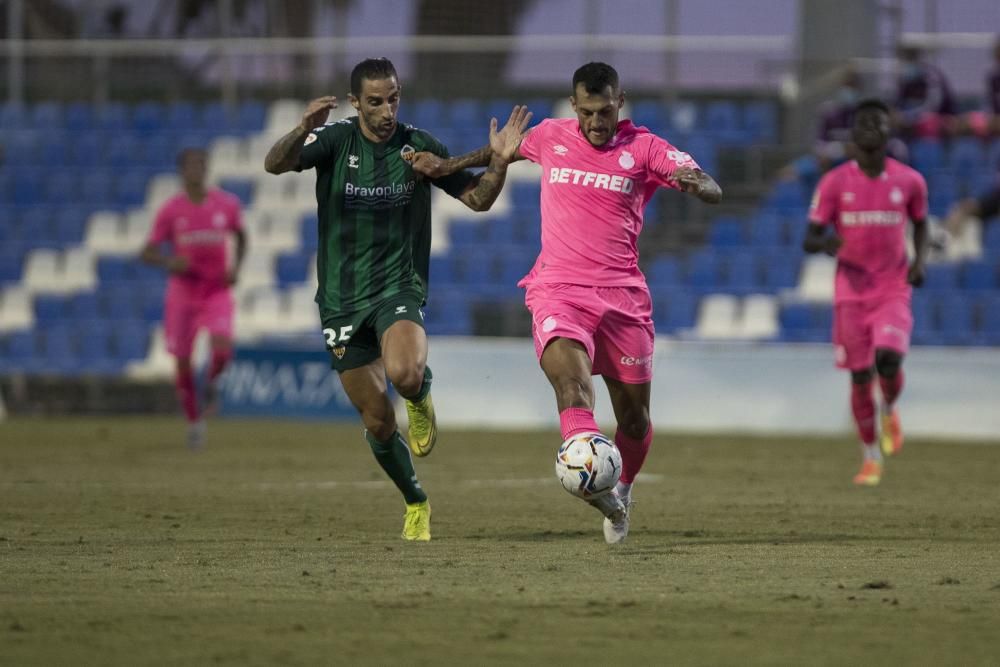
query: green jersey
[{"left": 298, "top": 117, "right": 476, "bottom": 313}]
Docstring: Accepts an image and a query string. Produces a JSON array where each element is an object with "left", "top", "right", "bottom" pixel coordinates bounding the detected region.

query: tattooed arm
[
  {"left": 406, "top": 105, "right": 532, "bottom": 179},
  {"left": 457, "top": 155, "right": 510, "bottom": 212},
  {"left": 264, "top": 96, "right": 337, "bottom": 174}
]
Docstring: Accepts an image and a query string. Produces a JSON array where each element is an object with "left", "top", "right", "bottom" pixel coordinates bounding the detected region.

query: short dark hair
[
  {"left": 176, "top": 147, "right": 206, "bottom": 168},
  {"left": 350, "top": 58, "right": 398, "bottom": 96},
  {"left": 572, "top": 62, "right": 619, "bottom": 95},
  {"left": 854, "top": 98, "right": 891, "bottom": 116}
]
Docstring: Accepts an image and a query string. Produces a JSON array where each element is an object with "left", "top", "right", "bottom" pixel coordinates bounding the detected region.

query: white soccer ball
[{"left": 554, "top": 432, "right": 622, "bottom": 499}]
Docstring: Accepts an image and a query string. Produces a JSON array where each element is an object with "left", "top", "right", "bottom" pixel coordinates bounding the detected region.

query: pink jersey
[
  {"left": 809, "top": 159, "right": 927, "bottom": 302},
  {"left": 148, "top": 189, "right": 243, "bottom": 299},
  {"left": 517, "top": 118, "right": 698, "bottom": 287}
]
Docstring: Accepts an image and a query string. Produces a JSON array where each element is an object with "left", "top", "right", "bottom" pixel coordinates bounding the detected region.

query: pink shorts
[
  {"left": 833, "top": 295, "right": 912, "bottom": 371},
  {"left": 524, "top": 282, "right": 655, "bottom": 383},
  {"left": 164, "top": 289, "right": 234, "bottom": 358}
]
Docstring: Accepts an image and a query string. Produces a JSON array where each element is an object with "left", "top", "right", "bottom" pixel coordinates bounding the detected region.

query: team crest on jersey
[
  {"left": 552, "top": 144, "right": 568, "bottom": 155},
  {"left": 890, "top": 187, "right": 903, "bottom": 204},
  {"left": 332, "top": 345, "right": 347, "bottom": 360},
  {"left": 842, "top": 192, "right": 855, "bottom": 203},
  {"left": 400, "top": 144, "right": 415, "bottom": 159},
  {"left": 618, "top": 151, "right": 635, "bottom": 169},
  {"left": 177, "top": 217, "right": 189, "bottom": 229},
  {"left": 212, "top": 212, "right": 226, "bottom": 228}
]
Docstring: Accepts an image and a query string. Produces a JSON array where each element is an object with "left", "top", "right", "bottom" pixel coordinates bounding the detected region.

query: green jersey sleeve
[
  {"left": 298, "top": 123, "right": 340, "bottom": 170},
  {"left": 415, "top": 131, "right": 477, "bottom": 199}
]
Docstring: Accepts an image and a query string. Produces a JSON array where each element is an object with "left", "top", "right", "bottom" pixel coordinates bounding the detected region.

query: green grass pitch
[{"left": 2, "top": 417, "right": 999, "bottom": 666}]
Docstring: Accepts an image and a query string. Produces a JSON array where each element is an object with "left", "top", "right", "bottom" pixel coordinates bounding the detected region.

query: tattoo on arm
[
  {"left": 461, "top": 155, "right": 509, "bottom": 212},
  {"left": 432, "top": 146, "right": 494, "bottom": 178},
  {"left": 264, "top": 126, "right": 309, "bottom": 174}
]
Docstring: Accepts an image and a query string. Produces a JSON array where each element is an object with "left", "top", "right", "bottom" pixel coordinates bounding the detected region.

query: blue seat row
[{"left": 0, "top": 101, "right": 266, "bottom": 135}]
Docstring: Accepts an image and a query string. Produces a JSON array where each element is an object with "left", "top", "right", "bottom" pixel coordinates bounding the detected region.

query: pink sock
[
  {"left": 879, "top": 368, "right": 904, "bottom": 406},
  {"left": 208, "top": 347, "right": 233, "bottom": 383},
  {"left": 850, "top": 380, "right": 876, "bottom": 444},
  {"left": 559, "top": 407, "right": 600, "bottom": 440},
  {"left": 615, "top": 426, "right": 652, "bottom": 484},
  {"left": 176, "top": 367, "right": 199, "bottom": 423}
]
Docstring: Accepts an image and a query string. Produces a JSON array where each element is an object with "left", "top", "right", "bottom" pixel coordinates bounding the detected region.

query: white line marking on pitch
[{"left": 252, "top": 473, "right": 663, "bottom": 491}]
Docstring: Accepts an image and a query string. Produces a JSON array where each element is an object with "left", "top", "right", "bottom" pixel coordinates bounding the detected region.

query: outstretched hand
[
  {"left": 490, "top": 105, "right": 533, "bottom": 162},
  {"left": 299, "top": 96, "right": 337, "bottom": 132}
]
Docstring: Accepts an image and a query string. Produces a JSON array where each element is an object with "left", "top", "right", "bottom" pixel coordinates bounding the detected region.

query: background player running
[
  {"left": 263, "top": 57, "right": 530, "bottom": 541},
  {"left": 804, "top": 98, "right": 929, "bottom": 486},
  {"left": 408, "top": 62, "right": 721, "bottom": 543},
  {"left": 141, "top": 148, "right": 246, "bottom": 450}
]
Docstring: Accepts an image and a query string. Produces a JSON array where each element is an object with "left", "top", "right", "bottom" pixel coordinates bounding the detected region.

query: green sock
[
  {"left": 410, "top": 365, "right": 433, "bottom": 402},
  {"left": 365, "top": 430, "right": 427, "bottom": 504}
]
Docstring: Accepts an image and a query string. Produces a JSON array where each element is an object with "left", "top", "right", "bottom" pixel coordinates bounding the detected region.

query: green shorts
[{"left": 320, "top": 289, "right": 426, "bottom": 372}]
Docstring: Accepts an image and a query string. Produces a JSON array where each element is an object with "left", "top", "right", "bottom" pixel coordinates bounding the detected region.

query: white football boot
[{"left": 587, "top": 490, "right": 629, "bottom": 544}]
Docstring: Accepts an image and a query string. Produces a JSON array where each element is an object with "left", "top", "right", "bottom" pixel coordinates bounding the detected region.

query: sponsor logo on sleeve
[{"left": 304, "top": 133, "right": 318, "bottom": 146}]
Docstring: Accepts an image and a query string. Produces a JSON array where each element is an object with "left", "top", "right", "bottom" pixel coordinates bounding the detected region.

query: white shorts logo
[{"left": 541, "top": 316, "right": 557, "bottom": 333}]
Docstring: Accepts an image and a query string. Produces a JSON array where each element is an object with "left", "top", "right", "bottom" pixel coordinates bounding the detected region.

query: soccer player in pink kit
[
  {"left": 804, "top": 99, "right": 929, "bottom": 486},
  {"left": 409, "top": 62, "right": 721, "bottom": 543},
  {"left": 141, "top": 148, "right": 247, "bottom": 449}
]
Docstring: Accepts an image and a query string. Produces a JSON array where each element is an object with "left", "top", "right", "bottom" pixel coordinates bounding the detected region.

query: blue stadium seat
[
  {"left": 983, "top": 225, "right": 1000, "bottom": 250},
  {"left": 909, "top": 138, "right": 945, "bottom": 174},
  {"left": 165, "top": 102, "right": 198, "bottom": 131},
  {"left": 300, "top": 213, "right": 319, "bottom": 252},
  {"left": 449, "top": 98, "right": 482, "bottom": 130},
  {"left": 78, "top": 171, "right": 115, "bottom": 207},
  {"left": 0, "top": 250, "right": 23, "bottom": 283},
  {"left": 924, "top": 263, "right": 960, "bottom": 290},
  {"left": 38, "top": 132, "right": 69, "bottom": 165},
  {"left": 429, "top": 255, "right": 455, "bottom": 286},
  {"left": 483, "top": 218, "right": 516, "bottom": 245},
  {"left": 200, "top": 102, "right": 229, "bottom": 134},
  {"left": 911, "top": 292, "right": 933, "bottom": 332},
  {"left": 68, "top": 132, "right": 107, "bottom": 167},
  {"left": 423, "top": 287, "right": 471, "bottom": 335},
  {"left": 760, "top": 252, "right": 800, "bottom": 290},
  {"left": 53, "top": 207, "right": 89, "bottom": 243},
  {"left": 100, "top": 284, "right": 140, "bottom": 321},
  {"left": 92, "top": 103, "right": 130, "bottom": 132},
  {"left": 276, "top": 252, "right": 309, "bottom": 285},
  {"left": 449, "top": 221, "right": 484, "bottom": 246},
  {"left": 140, "top": 297, "right": 164, "bottom": 322},
  {"left": 113, "top": 321, "right": 150, "bottom": 361},
  {"left": 682, "top": 134, "right": 716, "bottom": 177},
  {"left": 686, "top": 249, "right": 723, "bottom": 288},
  {"left": 105, "top": 133, "right": 144, "bottom": 168},
  {"left": 653, "top": 289, "right": 697, "bottom": 332},
  {"left": 960, "top": 261, "right": 996, "bottom": 290},
  {"left": 497, "top": 247, "right": 535, "bottom": 286},
  {"left": 981, "top": 295, "right": 1000, "bottom": 335},
  {"left": 510, "top": 183, "right": 540, "bottom": 211},
  {"left": 743, "top": 101, "right": 778, "bottom": 143},
  {"left": 219, "top": 178, "right": 254, "bottom": 206},
  {"left": 935, "top": 293, "right": 974, "bottom": 336},
  {"left": 31, "top": 102, "right": 63, "bottom": 127},
  {"left": 69, "top": 292, "right": 100, "bottom": 319},
  {"left": 115, "top": 171, "right": 149, "bottom": 208},
  {"left": 64, "top": 102, "right": 92, "bottom": 131},
  {"left": 748, "top": 215, "right": 782, "bottom": 246},
  {"left": 709, "top": 218, "right": 745, "bottom": 247},
  {"left": 3, "top": 131, "right": 40, "bottom": 165},
  {"left": 45, "top": 171, "right": 81, "bottom": 205},
  {"left": 725, "top": 253, "right": 760, "bottom": 289},
  {"left": 97, "top": 257, "right": 132, "bottom": 282},
  {"left": 646, "top": 256, "right": 682, "bottom": 286},
  {"left": 131, "top": 101, "right": 166, "bottom": 133},
  {"left": 237, "top": 101, "right": 267, "bottom": 134},
  {"left": 454, "top": 248, "right": 495, "bottom": 285},
  {"left": 12, "top": 168, "right": 46, "bottom": 206},
  {"left": 484, "top": 99, "right": 516, "bottom": 126},
  {"left": 947, "top": 137, "right": 986, "bottom": 182},
  {"left": 764, "top": 180, "right": 807, "bottom": 213},
  {"left": 0, "top": 104, "right": 27, "bottom": 129},
  {"left": 34, "top": 295, "right": 69, "bottom": 322}
]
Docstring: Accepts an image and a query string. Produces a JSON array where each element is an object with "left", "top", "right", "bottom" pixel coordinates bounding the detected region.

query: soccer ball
[{"left": 554, "top": 432, "right": 622, "bottom": 499}]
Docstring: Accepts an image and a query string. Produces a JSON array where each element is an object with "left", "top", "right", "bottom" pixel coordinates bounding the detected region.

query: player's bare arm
[
  {"left": 405, "top": 105, "right": 532, "bottom": 178},
  {"left": 140, "top": 243, "right": 189, "bottom": 274},
  {"left": 673, "top": 167, "right": 723, "bottom": 204},
  {"left": 227, "top": 228, "right": 248, "bottom": 285},
  {"left": 457, "top": 154, "right": 510, "bottom": 212},
  {"left": 802, "top": 223, "right": 843, "bottom": 256},
  {"left": 908, "top": 217, "right": 929, "bottom": 286},
  {"left": 264, "top": 96, "right": 337, "bottom": 174}
]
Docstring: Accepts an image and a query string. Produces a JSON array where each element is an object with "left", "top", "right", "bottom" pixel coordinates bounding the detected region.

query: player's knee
[
  {"left": 875, "top": 349, "right": 903, "bottom": 378},
  {"left": 386, "top": 362, "right": 425, "bottom": 399},
  {"left": 360, "top": 411, "right": 396, "bottom": 442},
  {"left": 619, "top": 409, "right": 650, "bottom": 441},
  {"left": 850, "top": 368, "right": 874, "bottom": 385}
]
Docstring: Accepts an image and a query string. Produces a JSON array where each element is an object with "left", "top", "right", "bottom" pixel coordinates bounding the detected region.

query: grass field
[{"left": 2, "top": 417, "right": 999, "bottom": 666}]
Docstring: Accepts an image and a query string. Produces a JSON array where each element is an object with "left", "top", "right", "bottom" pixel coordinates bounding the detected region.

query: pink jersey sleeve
[
  {"left": 518, "top": 119, "right": 549, "bottom": 163},
  {"left": 907, "top": 170, "right": 929, "bottom": 220},
  {"left": 808, "top": 172, "right": 839, "bottom": 225},
  {"left": 643, "top": 135, "right": 700, "bottom": 190},
  {"left": 147, "top": 200, "right": 174, "bottom": 245}
]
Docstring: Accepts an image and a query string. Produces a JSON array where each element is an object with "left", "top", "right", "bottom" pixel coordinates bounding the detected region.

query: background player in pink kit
[
  {"left": 409, "top": 62, "right": 721, "bottom": 543},
  {"left": 804, "top": 99, "right": 929, "bottom": 486},
  {"left": 141, "top": 148, "right": 247, "bottom": 449}
]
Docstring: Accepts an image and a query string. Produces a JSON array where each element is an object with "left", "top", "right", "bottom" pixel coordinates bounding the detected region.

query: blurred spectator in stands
[
  {"left": 942, "top": 169, "right": 1000, "bottom": 238},
  {"left": 778, "top": 66, "right": 906, "bottom": 192},
  {"left": 893, "top": 44, "right": 958, "bottom": 139}
]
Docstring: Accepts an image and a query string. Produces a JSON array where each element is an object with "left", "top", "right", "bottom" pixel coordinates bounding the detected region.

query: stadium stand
[{"left": 3, "top": 96, "right": 996, "bottom": 378}]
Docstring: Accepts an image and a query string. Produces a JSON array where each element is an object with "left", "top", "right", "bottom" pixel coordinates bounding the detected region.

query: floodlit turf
[{"left": 2, "top": 417, "right": 999, "bottom": 666}]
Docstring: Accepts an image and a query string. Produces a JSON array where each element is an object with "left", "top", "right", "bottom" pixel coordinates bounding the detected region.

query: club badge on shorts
[{"left": 332, "top": 345, "right": 347, "bottom": 360}]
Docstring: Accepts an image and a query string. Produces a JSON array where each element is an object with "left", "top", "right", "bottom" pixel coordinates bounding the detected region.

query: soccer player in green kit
[{"left": 264, "top": 57, "right": 531, "bottom": 540}]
